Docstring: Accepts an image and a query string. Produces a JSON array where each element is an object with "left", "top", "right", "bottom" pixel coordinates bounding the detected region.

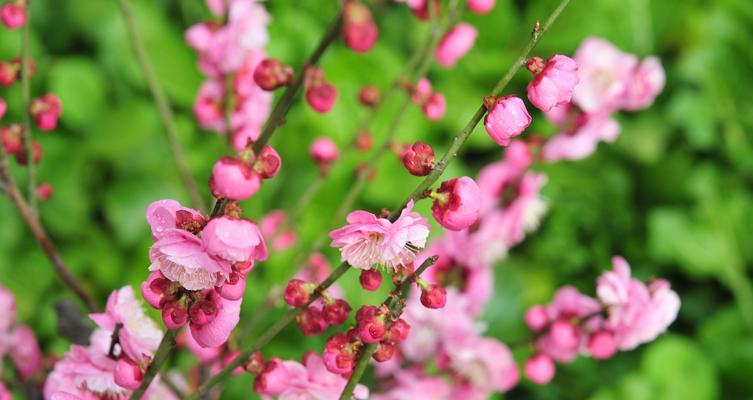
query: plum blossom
[
  {"left": 541, "top": 111, "right": 620, "bottom": 162},
  {"left": 330, "top": 200, "right": 430, "bottom": 270},
  {"left": 435, "top": 23, "right": 477, "bottom": 68},
  {"left": 526, "top": 55, "right": 579, "bottom": 112},
  {"left": 483, "top": 96, "right": 531, "bottom": 146}
]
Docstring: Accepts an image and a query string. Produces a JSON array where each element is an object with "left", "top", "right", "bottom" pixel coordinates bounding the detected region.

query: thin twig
[
  {"left": 338, "top": 256, "right": 438, "bottom": 400},
  {"left": 20, "top": 4, "right": 36, "bottom": 215},
  {"left": 115, "top": 0, "right": 206, "bottom": 212},
  {"left": 0, "top": 151, "right": 99, "bottom": 312},
  {"left": 129, "top": 329, "right": 178, "bottom": 400}
]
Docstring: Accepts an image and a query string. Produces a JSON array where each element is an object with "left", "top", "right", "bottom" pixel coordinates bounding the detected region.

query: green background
[{"left": 1, "top": 0, "right": 752, "bottom": 398}]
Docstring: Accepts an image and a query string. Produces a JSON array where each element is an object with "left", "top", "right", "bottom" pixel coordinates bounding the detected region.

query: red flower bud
[
  {"left": 372, "top": 341, "right": 395, "bottom": 362},
  {"left": 420, "top": 284, "right": 447, "bottom": 309},
  {"left": 162, "top": 300, "right": 189, "bottom": 329},
  {"left": 359, "top": 269, "right": 382, "bottom": 291},
  {"left": 323, "top": 298, "right": 351, "bottom": 325},
  {"left": 284, "top": 279, "right": 312, "bottom": 307},
  {"left": 295, "top": 306, "right": 329, "bottom": 336},
  {"left": 358, "top": 85, "right": 381, "bottom": 107},
  {"left": 35, "top": 183, "right": 53, "bottom": 201},
  {"left": 253, "top": 58, "right": 294, "bottom": 91},
  {"left": 254, "top": 145, "right": 282, "bottom": 179},
  {"left": 401, "top": 141, "right": 435, "bottom": 176}
]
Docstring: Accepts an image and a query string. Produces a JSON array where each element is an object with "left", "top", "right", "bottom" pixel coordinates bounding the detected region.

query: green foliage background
[{"left": 1, "top": 0, "right": 753, "bottom": 398}]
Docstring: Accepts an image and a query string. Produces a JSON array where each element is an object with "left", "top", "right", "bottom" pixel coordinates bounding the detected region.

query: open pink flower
[
  {"left": 571, "top": 37, "right": 638, "bottom": 114},
  {"left": 526, "top": 55, "right": 579, "bottom": 112},
  {"left": 623, "top": 56, "right": 665, "bottom": 111},
  {"left": 444, "top": 336, "right": 519, "bottom": 392},
  {"left": 435, "top": 23, "right": 477, "bottom": 68},
  {"left": 8, "top": 325, "right": 41, "bottom": 379},
  {"left": 329, "top": 200, "right": 430, "bottom": 270},
  {"left": 542, "top": 113, "right": 620, "bottom": 162}
]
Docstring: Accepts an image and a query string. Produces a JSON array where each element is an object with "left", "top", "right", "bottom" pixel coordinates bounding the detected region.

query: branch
[
  {"left": 188, "top": 0, "right": 572, "bottom": 395},
  {"left": 128, "top": 328, "right": 178, "bottom": 400},
  {"left": 0, "top": 152, "right": 99, "bottom": 313},
  {"left": 116, "top": 0, "right": 206, "bottom": 212},
  {"left": 338, "top": 255, "right": 438, "bottom": 400}
]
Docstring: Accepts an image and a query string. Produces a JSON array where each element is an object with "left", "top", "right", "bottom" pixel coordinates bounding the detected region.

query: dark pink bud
[
  {"left": 588, "top": 330, "right": 617, "bottom": 360},
  {"left": 1, "top": 124, "right": 22, "bottom": 154},
  {"left": 342, "top": 20, "right": 378, "bottom": 53},
  {"left": 525, "top": 354, "right": 555, "bottom": 384},
  {"left": 355, "top": 130, "right": 372, "bottom": 152},
  {"left": 468, "top": 0, "right": 495, "bottom": 14},
  {"left": 253, "top": 58, "right": 294, "bottom": 91},
  {"left": 162, "top": 300, "right": 189, "bottom": 329},
  {"left": 524, "top": 305, "right": 548, "bottom": 331},
  {"left": 0, "top": 61, "right": 17, "bottom": 86},
  {"left": 386, "top": 319, "right": 411, "bottom": 342},
  {"left": 431, "top": 176, "right": 482, "bottom": 231},
  {"left": 284, "top": 279, "right": 312, "bottom": 307},
  {"left": 35, "top": 183, "right": 53, "bottom": 201},
  {"left": 253, "top": 358, "right": 289, "bottom": 395},
  {"left": 209, "top": 156, "right": 261, "bottom": 201},
  {"left": 113, "top": 357, "right": 144, "bottom": 390},
  {"left": 295, "top": 306, "right": 329, "bottom": 336},
  {"left": 243, "top": 351, "right": 265, "bottom": 376},
  {"left": 356, "top": 308, "right": 386, "bottom": 343},
  {"left": 217, "top": 271, "right": 246, "bottom": 301},
  {"left": 401, "top": 141, "right": 435, "bottom": 176},
  {"left": 359, "top": 269, "right": 382, "bottom": 291},
  {"left": 188, "top": 298, "right": 218, "bottom": 326},
  {"left": 420, "top": 284, "right": 447, "bottom": 309},
  {"left": 0, "top": 97, "right": 6, "bottom": 119},
  {"left": 0, "top": 3, "right": 25, "bottom": 29},
  {"left": 323, "top": 299, "right": 351, "bottom": 325},
  {"left": 305, "top": 82, "right": 338, "bottom": 113},
  {"left": 141, "top": 271, "right": 170, "bottom": 309},
  {"left": 254, "top": 145, "right": 281, "bottom": 179},
  {"left": 372, "top": 341, "right": 395, "bottom": 362},
  {"left": 358, "top": 85, "right": 381, "bottom": 107},
  {"left": 30, "top": 94, "right": 62, "bottom": 131},
  {"left": 309, "top": 137, "right": 338, "bottom": 164}
]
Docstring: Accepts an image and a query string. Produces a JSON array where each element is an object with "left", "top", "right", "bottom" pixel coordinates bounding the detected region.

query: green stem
[
  {"left": 116, "top": 0, "right": 206, "bottom": 212},
  {"left": 338, "top": 256, "right": 438, "bottom": 400},
  {"left": 129, "top": 329, "right": 178, "bottom": 400}
]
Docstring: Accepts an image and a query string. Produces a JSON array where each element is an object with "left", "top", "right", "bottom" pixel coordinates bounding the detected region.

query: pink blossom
[
  {"left": 435, "top": 23, "right": 477, "bottom": 68},
  {"left": 329, "top": 200, "right": 430, "bottom": 270},
  {"left": 113, "top": 358, "right": 143, "bottom": 390},
  {"left": 8, "top": 325, "right": 42, "bottom": 379},
  {"left": 209, "top": 157, "right": 262, "bottom": 201},
  {"left": 309, "top": 137, "right": 339, "bottom": 164},
  {"left": 193, "top": 80, "right": 224, "bottom": 130},
  {"left": 524, "top": 354, "right": 555, "bottom": 384},
  {"left": 444, "top": 336, "right": 519, "bottom": 392},
  {"left": 596, "top": 257, "right": 680, "bottom": 350},
  {"left": 183, "top": 328, "right": 222, "bottom": 362},
  {"left": 571, "top": 37, "right": 638, "bottom": 114},
  {"left": 30, "top": 93, "right": 62, "bottom": 131},
  {"left": 372, "top": 369, "right": 453, "bottom": 400},
  {"left": 343, "top": 19, "right": 379, "bottom": 53},
  {"left": 411, "top": 78, "right": 432, "bottom": 104},
  {"left": 255, "top": 353, "right": 368, "bottom": 399},
  {"left": 431, "top": 176, "right": 482, "bottom": 231},
  {"left": 0, "top": 3, "right": 25, "bottom": 29},
  {"left": 185, "top": 23, "right": 215, "bottom": 54},
  {"left": 587, "top": 330, "right": 617, "bottom": 359},
  {"left": 89, "top": 286, "right": 162, "bottom": 361},
  {"left": 476, "top": 141, "right": 532, "bottom": 213},
  {"left": 467, "top": 0, "right": 495, "bottom": 14},
  {"left": 497, "top": 172, "right": 548, "bottom": 248},
  {"left": 0, "top": 285, "right": 15, "bottom": 334},
  {"left": 260, "top": 210, "right": 297, "bottom": 251},
  {"left": 422, "top": 92, "right": 446, "bottom": 120},
  {"left": 189, "top": 297, "right": 241, "bottom": 348},
  {"left": 542, "top": 114, "right": 620, "bottom": 162},
  {"left": 205, "top": 0, "right": 226, "bottom": 16},
  {"left": 202, "top": 216, "right": 267, "bottom": 263},
  {"left": 0, "top": 97, "right": 6, "bottom": 119},
  {"left": 525, "top": 305, "right": 549, "bottom": 331},
  {"left": 527, "top": 55, "right": 579, "bottom": 112},
  {"left": 623, "top": 56, "right": 665, "bottom": 110},
  {"left": 483, "top": 96, "right": 531, "bottom": 146},
  {"left": 0, "top": 382, "right": 9, "bottom": 400}
]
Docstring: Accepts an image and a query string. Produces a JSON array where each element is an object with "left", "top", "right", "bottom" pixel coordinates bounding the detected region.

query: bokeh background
[{"left": 1, "top": 0, "right": 753, "bottom": 398}]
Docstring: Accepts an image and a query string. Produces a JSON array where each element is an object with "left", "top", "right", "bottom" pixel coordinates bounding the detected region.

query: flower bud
[
  {"left": 323, "top": 333, "right": 356, "bottom": 374},
  {"left": 141, "top": 271, "right": 171, "bottom": 309},
  {"left": 587, "top": 330, "right": 617, "bottom": 360},
  {"left": 295, "top": 305, "right": 329, "bottom": 336},
  {"left": 35, "top": 183, "right": 53, "bottom": 201},
  {"left": 435, "top": 23, "right": 477, "bottom": 68},
  {"left": 526, "top": 54, "right": 579, "bottom": 112},
  {"left": 305, "top": 82, "right": 338, "bottom": 113},
  {"left": 431, "top": 176, "right": 481, "bottom": 231},
  {"left": 422, "top": 92, "right": 446, "bottom": 120},
  {"left": 358, "top": 85, "right": 381, "bottom": 107},
  {"left": 284, "top": 279, "right": 312, "bottom": 307},
  {"left": 401, "top": 141, "right": 435, "bottom": 176},
  {"left": 343, "top": 19, "right": 378, "bottom": 53},
  {"left": 359, "top": 269, "right": 382, "bottom": 291},
  {"left": 0, "top": 61, "right": 17, "bottom": 86},
  {"left": 243, "top": 351, "right": 265, "bottom": 376},
  {"left": 0, "top": 97, "right": 6, "bottom": 119},
  {"left": 30, "top": 94, "right": 62, "bottom": 131},
  {"left": 254, "top": 145, "right": 282, "bottom": 179},
  {"left": 323, "top": 298, "right": 351, "bottom": 325},
  {"left": 524, "top": 305, "right": 548, "bottom": 331},
  {"left": 253, "top": 358, "right": 290, "bottom": 395},
  {"left": 525, "top": 354, "right": 555, "bottom": 384},
  {"left": 550, "top": 320, "right": 579, "bottom": 349},
  {"left": 114, "top": 357, "right": 144, "bottom": 390},
  {"left": 162, "top": 300, "right": 189, "bottom": 329},
  {"left": 253, "top": 58, "right": 294, "bottom": 91},
  {"left": 217, "top": 271, "right": 246, "bottom": 301},
  {"left": 483, "top": 96, "right": 531, "bottom": 146},
  {"left": 356, "top": 307, "right": 386, "bottom": 343},
  {"left": 209, "top": 156, "right": 261, "bottom": 201},
  {"left": 309, "top": 137, "right": 338, "bottom": 175},
  {"left": 420, "top": 284, "right": 447, "bottom": 309},
  {"left": 386, "top": 319, "right": 411, "bottom": 342},
  {"left": 188, "top": 297, "right": 219, "bottom": 326},
  {"left": 372, "top": 341, "right": 396, "bottom": 362},
  {"left": 0, "top": 3, "right": 25, "bottom": 29},
  {"left": 468, "top": 0, "right": 495, "bottom": 14}
]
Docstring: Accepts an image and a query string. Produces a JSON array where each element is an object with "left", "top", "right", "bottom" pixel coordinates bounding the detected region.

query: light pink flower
[
  {"left": 571, "top": 37, "right": 638, "bottom": 114},
  {"left": 431, "top": 176, "right": 482, "bottom": 231},
  {"left": 497, "top": 172, "right": 548, "bottom": 248},
  {"left": 527, "top": 55, "right": 579, "bottom": 112},
  {"left": 372, "top": 369, "right": 454, "bottom": 400},
  {"left": 444, "top": 336, "right": 519, "bottom": 392},
  {"left": 623, "top": 56, "right": 665, "bottom": 111},
  {"left": 476, "top": 141, "right": 532, "bottom": 213},
  {"left": 202, "top": 216, "right": 267, "bottom": 263},
  {"left": 435, "top": 23, "right": 477, "bottom": 68},
  {"left": 255, "top": 353, "right": 368, "bottom": 399},
  {"left": 329, "top": 200, "right": 430, "bottom": 270},
  {"left": 189, "top": 297, "right": 241, "bottom": 348},
  {"left": 0, "top": 285, "right": 15, "bottom": 334},
  {"left": 89, "top": 286, "right": 162, "bottom": 361},
  {"left": 193, "top": 80, "right": 224, "bottom": 130},
  {"left": 260, "top": 210, "right": 297, "bottom": 251},
  {"left": 542, "top": 114, "right": 620, "bottom": 162},
  {"left": 9, "top": 325, "right": 42, "bottom": 379},
  {"left": 484, "top": 96, "right": 531, "bottom": 146},
  {"left": 597, "top": 257, "right": 680, "bottom": 350}
]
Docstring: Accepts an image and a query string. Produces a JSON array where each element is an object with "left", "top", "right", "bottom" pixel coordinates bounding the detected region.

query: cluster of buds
[
  {"left": 0, "top": 57, "right": 33, "bottom": 86},
  {"left": 252, "top": 58, "right": 294, "bottom": 91},
  {"left": 284, "top": 278, "right": 352, "bottom": 336},
  {"left": 0, "top": 1, "right": 26, "bottom": 29},
  {"left": 309, "top": 136, "right": 339, "bottom": 176},
  {"left": 407, "top": 77, "right": 446, "bottom": 120},
  {"left": 304, "top": 67, "right": 338, "bottom": 113},
  {"left": 323, "top": 305, "right": 411, "bottom": 375},
  {"left": 342, "top": 0, "right": 378, "bottom": 53},
  {"left": 400, "top": 141, "right": 435, "bottom": 176},
  {"left": 30, "top": 93, "right": 62, "bottom": 131},
  {"left": 209, "top": 144, "right": 281, "bottom": 201}
]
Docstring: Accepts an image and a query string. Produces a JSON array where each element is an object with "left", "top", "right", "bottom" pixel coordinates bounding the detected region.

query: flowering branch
[
  {"left": 0, "top": 150, "right": 99, "bottom": 312},
  {"left": 186, "top": 0, "right": 572, "bottom": 396},
  {"left": 116, "top": 0, "right": 206, "bottom": 211},
  {"left": 20, "top": 4, "right": 35, "bottom": 214},
  {"left": 338, "top": 255, "right": 439, "bottom": 400},
  {"left": 128, "top": 328, "right": 177, "bottom": 400}
]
